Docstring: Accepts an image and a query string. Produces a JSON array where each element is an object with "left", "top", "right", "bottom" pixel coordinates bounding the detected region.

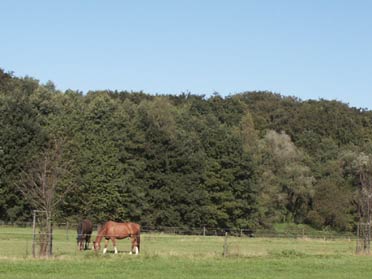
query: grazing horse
[
  {"left": 93, "top": 221, "right": 140, "bottom": 254},
  {"left": 77, "top": 219, "right": 93, "bottom": 250}
]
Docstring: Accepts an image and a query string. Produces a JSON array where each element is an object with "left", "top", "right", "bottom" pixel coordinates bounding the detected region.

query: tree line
[{"left": 1, "top": 69, "right": 372, "bottom": 232}]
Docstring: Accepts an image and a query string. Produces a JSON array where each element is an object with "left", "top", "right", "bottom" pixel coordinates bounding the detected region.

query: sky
[{"left": 1, "top": 0, "right": 371, "bottom": 109}]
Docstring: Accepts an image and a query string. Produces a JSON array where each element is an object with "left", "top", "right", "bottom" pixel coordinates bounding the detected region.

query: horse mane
[
  {"left": 99, "top": 222, "right": 108, "bottom": 232},
  {"left": 95, "top": 222, "right": 108, "bottom": 239}
]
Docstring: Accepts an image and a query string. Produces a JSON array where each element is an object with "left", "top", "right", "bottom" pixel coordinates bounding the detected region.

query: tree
[
  {"left": 137, "top": 97, "right": 209, "bottom": 227},
  {"left": 307, "top": 177, "right": 353, "bottom": 230},
  {"left": 258, "top": 130, "right": 314, "bottom": 225},
  {"left": 0, "top": 72, "right": 46, "bottom": 221},
  {"left": 17, "top": 139, "right": 73, "bottom": 256},
  {"left": 354, "top": 153, "right": 372, "bottom": 225}
]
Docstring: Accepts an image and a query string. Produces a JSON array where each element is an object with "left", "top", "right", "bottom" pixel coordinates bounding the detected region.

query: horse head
[{"left": 93, "top": 241, "right": 100, "bottom": 251}]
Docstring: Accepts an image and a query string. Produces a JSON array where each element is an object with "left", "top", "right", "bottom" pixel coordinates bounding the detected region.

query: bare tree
[
  {"left": 17, "top": 138, "right": 73, "bottom": 257},
  {"left": 354, "top": 153, "right": 372, "bottom": 254}
]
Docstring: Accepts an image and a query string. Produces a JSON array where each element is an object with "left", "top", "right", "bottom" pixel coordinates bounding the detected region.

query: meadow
[{"left": 0, "top": 226, "right": 371, "bottom": 279}]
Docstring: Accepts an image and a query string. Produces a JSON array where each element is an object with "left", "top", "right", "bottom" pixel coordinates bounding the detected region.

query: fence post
[
  {"left": 47, "top": 215, "right": 53, "bottom": 257},
  {"left": 49, "top": 223, "right": 53, "bottom": 257},
  {"left": 223, "top": 232, "right": 228, "bottom": 257},
  {"left": 32, "top": 210, "right": 36, "bottom": 258},
  {"left": 66, "top": 222, "right": 69, "bottom": 240},
  {"left": 356, "top": 223, "right": 360, "bottom": 254},
  {"left": 26, "top": 238, "right": 29, "bottom": 257},
  {"left": 368, "top": 222, "right": 371, "bottom": 255},
  {"left": 203, "top": 226, "right": 206, "bottom": 236}
]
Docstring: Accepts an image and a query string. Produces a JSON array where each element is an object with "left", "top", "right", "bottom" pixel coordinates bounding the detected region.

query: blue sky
[{"left": 1, "top": 0, "right": 371, "bottom": 109}]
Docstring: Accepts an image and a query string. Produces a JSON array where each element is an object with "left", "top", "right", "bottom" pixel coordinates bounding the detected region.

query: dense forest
[{"left": 1, "top": 69, "right": 372, "bottom": 232}]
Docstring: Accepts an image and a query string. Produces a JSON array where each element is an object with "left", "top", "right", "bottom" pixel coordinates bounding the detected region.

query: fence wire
[{"left": 0, "top": 222, "right": 358, "bottom": 258}]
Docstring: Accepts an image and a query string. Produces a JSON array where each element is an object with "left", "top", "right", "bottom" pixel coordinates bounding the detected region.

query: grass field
[{"left": 0, "top": 226, "right": 371, "bottom": 279}]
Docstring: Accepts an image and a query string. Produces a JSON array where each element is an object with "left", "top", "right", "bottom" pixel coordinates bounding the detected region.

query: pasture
[{"left": 0, "top": 226, "right": 371, "bottom": 279}]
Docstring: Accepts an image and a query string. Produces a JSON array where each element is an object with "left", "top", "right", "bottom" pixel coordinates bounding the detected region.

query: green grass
[
  {"left": 2, "top": 255, "right": 372, "bottom": 279},
  {"left": 0, "top": 226, "right": 370, "bottom": 279}
]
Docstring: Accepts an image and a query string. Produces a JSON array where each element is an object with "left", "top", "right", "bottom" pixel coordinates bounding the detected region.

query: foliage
[{"left": 1, "top": 69, "right": 372, "bottom": 232}]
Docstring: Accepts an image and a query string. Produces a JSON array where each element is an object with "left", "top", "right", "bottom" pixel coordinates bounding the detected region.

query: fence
[
  {"left": 0, "top": 221, "right": 358, "bottom": 258},
  {"left": 0, "top": 220, "right": 356, "bottom": 238}
]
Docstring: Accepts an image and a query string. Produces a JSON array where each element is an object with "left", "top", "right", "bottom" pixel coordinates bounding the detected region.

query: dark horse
[
  {"left": 93, "top": 221, "right": 140, "bottom": 254},
  {"left": 77, "top": 219, "right": 93, "bottom": 250}
]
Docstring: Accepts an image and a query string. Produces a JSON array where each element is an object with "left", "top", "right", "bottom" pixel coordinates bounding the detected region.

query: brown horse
[
  {"left": 77, "top": 219, "right": 93, "bottom": 250},
  {"left": 93, "top": 221, "right": 140, "bottom": 254}
]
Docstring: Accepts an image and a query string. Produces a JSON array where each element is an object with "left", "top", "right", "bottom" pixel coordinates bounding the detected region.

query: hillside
[{"left": 1, "top": 69, "right": 371, "bottom": 231}]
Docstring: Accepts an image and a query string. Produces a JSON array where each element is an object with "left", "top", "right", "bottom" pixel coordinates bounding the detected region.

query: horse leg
[
  {"left": 129, "top": 236, "right": 134, "bottom": 254},
  {"left": 130, "top": 236, "right": 138, "bottom": 255},
  {"left": 83, "top": 236, "right": 86, "bottom": 250},
  {"left": 135, "top": 233, "right": 141, "bottom": 255},
  {"left": 135, "top": 234, "right": 140, "bottom": 254},
  {"left": 103, "top": 239, "right": 109, "bottom": 254},
  {"left": 134, "top": 235, "right": 139, "bottom": 255},
  {"left": 112, "top": 238, "right": 118, "bottom": 254},
  {"left": 86, "top": 235, "right": 91, "bottom": 250}
]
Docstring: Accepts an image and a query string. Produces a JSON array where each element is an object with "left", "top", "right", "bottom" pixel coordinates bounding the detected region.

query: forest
[{"left": 1, "top": 68, "right": 372, "bottom": 232}]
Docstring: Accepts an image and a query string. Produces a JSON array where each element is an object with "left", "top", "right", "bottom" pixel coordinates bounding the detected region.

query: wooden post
[
  {"left": 46, "top": 214, "right": 53, "bottom": 257},
  {"left": 48, "top": 221, "right": 53, "bottom": 257},
  {"left": 368, "top": 222, "right": 371, "bottom": 255},
  {"left": 203, "top": 226, "right": 206, "bottom": 236},
  {"left": 223, "top": 232, "right": 228, "bottom": 257},
  {"left": 32, "top": 210, "right": 36, "bottom": 258},
  {"left": 66, "top": 222, "right": 69, "bottom": 240},
  {"left": 356, "top": 223, "right": 360, "bottom": 254},
  {"left": 26, "top": 238, "right": 29, "bottom": 257}
]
